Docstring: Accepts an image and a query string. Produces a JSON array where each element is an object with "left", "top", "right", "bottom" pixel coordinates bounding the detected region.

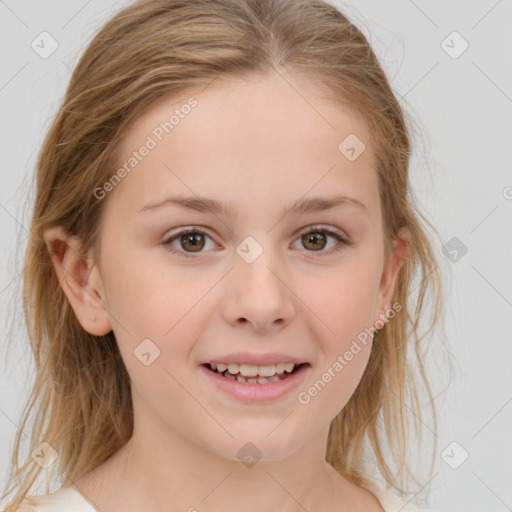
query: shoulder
[
  {"left": 0, "top": 486, "right": 97, "bottom": 512},
  {"left": 372, "top": 487, "right": 439, "bottom": 512}
]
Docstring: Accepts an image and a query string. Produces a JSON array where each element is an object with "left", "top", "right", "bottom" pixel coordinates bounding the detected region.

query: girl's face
[{"left": 86, "top": 72, "right": 406, "bottom": 462}]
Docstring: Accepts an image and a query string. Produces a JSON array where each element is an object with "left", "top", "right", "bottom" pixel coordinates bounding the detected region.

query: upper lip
[{"left": 203, "top": 352, "right": 309, "bottom": 366}]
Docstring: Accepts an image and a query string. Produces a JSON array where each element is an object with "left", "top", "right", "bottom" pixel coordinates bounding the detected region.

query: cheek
[
  {"left": 103, "top": 245, "right": 206, "bottom": 337},
  {"left": 297, "top": 276, "right": 377, "bottom": 421},
  {"left": 303, "top": 261, "right": 381, "bottom": 343},
  {"left": 307, "top": 347, "right": 372, "bottom": 425},
  {"left": 104, "top": 258, "right": 215, "bottom": 394},
  {"left": 105, "top": 261, "right": 206, "bottom": 414},
  {"left": 296, "top": 312, "right": 374, "bottom": 426}
]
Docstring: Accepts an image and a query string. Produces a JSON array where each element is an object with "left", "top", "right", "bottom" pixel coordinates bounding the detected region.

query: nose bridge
[
  {"left": 223, "top": 235, "right": 294, "bottom": 331},
  {"left": 235, "top": 236, "right": 285, "bottom": 300}
]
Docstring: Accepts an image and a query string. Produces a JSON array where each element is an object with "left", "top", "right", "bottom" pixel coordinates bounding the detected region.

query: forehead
[
  {"left": 105, "top": 71, "right": 378, "bottom": 221},
  {"left": 119, "top": 71, "right": 372, "bottom": 156}
]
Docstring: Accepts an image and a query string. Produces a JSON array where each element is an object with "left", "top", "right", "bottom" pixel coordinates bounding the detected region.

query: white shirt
[{"left": 2, "top": 485, "right": 437, "bottom": 511}]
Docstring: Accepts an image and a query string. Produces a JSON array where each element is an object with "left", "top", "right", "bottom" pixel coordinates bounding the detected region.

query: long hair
[{"left": 2, "top": 0, "right": 454, "bottom": 509}]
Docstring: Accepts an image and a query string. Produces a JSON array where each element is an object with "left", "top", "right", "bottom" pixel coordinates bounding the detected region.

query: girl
[{"left": 1, "top": 0, "right": 452, "bottom": 510}]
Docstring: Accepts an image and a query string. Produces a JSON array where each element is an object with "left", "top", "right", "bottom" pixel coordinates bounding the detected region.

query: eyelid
[
  {"left": 162, "top": 226, "right": 217, "bottom": 258},
  {"left": 295, "top": 224, "right": 348, "bottom": 241},
  {"left": 162, "top": 224, "right": 350, "bottom": 258}
]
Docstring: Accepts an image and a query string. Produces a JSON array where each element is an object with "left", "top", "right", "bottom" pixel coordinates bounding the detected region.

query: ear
[
  {"left": 373, "top": 226, "right": 410, "bottom": 327},
  {"left": 43, "top": 225, "right": 113, "bottom": 336}
]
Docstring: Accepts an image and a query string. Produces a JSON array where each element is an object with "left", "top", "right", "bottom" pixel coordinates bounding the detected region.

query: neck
[
  {"left": 117, "top": 428, "right": 341, "bottom": 511},
  {"left": 76, "top": 428, "right": 364, "bottom": 511},
  {"left": 74, "top": 390, "right": 369, "bottom": 512}
]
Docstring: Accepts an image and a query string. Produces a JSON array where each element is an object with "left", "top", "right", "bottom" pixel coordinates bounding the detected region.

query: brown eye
[
  {"left": 301, "top": 232, "right": 327, "bottom": 251},
  {"left": 179, "top": 232, "right": 205, "bottom": 252},
  {"left": 292, "top": 225, "right": 349, "bottom": 256},
  {"left": 163, "top": 228, "right": 216, "bottom": 257},
  {"left": 163, "top": 225, "right": 348, "bottom": 259}
]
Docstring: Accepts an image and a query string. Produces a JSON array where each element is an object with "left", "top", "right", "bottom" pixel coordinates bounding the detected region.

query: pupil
[
  {"left": 182, "top": 233, "right": 204, "bottom": 252},
  {"left": 303, "top": 233, "right": 326, "bottom": 251},
  {"left": 181, "top": 233, "right": 326, "bottom": 253}
]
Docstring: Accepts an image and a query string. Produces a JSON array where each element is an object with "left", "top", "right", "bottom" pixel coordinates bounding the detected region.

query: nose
[{"left": 221, "top": 250, "right": 295, "bottom": 333}]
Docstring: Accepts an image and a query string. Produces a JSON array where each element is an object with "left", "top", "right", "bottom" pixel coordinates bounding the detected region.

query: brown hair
[{"left": 2, "top": 0, "right": 454, "bottom": 509}]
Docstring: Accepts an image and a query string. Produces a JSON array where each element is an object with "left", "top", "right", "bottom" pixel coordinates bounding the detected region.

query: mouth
[{"left": 202, "top": 362, "right": 309, "bottom": 384}]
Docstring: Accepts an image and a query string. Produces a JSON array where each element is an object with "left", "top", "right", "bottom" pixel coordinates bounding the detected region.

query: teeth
[
  {"left": 275, "top": 363, "right": 286, "bottom": 374},
  {"left": 240, "top": 364, "right": 274, "bottom": 377},
  {"left": 233, "top": 374, "right": 282, "bottom": 384},
  {"left": 210, "top": 362, "right": 296, "bottom": 377}
]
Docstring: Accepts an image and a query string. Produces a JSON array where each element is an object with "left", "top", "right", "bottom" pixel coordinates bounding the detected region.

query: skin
[{"left": 44, "top": 70, "right": 408, "bottom": 512}]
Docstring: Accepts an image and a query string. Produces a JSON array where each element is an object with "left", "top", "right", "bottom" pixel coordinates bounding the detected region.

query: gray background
[{"left": 1, "top": 1, "right": 511, "bottom": 511}]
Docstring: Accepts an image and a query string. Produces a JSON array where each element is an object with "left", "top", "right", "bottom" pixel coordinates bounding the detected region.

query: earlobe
[{"left": 43, "top": 225, "right": 113, "bottom": 336}]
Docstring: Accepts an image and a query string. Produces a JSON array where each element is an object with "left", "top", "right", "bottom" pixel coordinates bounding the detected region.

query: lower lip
[{"left": 199, "top": 364, "right": 310, "bottom": 403}]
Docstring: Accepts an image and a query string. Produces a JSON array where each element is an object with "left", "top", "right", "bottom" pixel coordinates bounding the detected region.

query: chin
[{"left": 206, "top": 432, "right": 306, "bottom": 466}]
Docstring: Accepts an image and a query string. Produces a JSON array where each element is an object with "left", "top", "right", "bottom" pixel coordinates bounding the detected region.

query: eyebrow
[{"left": 139, "top": 194, "right": 369, "bottom": 218}]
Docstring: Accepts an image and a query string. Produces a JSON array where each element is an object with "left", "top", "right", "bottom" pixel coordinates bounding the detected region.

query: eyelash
[{"left": 162, "top": 224, "right": 350, "bottom": 259}]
